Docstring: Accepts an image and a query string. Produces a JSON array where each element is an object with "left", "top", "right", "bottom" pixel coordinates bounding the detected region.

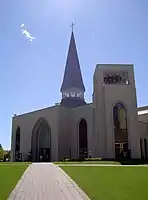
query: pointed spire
[{"left": 60, "top": 29, "right": 85, "bottom": 92}]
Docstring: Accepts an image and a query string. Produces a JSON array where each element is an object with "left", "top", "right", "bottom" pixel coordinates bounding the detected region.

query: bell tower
[
  {"left": 60, "top": 25, "right": 86, "bottom": 108},
  {"left": 93, "top": 64, "right": 140, "bottom": 159}
]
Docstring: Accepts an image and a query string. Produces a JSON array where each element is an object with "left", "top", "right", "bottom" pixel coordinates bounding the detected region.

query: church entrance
[
  {"left": 115, "top": 142, "right": 129, "bottom": 159},
  {"left": 79, "top": 119, "right": 88, "bottom": 159},
  {"left": 31, "top": 118, "right": 51, "bottom": 162},
  {"left": 113, "top": 103, "right": 130, "bottom": 160},
  {"left": 39, "top": 148, "right": 50, "bottom": 162}
]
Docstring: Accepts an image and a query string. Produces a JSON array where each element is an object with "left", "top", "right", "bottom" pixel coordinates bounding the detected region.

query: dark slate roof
[{"left": 60, "top": 32, "right": 85, "bottom": 92}]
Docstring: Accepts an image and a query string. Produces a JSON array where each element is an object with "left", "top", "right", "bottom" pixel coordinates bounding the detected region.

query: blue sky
[{"left": 0, "top": 0, "right": 148, "bottom": 149}]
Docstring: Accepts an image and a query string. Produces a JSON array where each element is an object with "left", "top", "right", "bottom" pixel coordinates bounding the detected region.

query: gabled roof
[{"left": 60, "top": 31, "right": 85, "bottom": 92}]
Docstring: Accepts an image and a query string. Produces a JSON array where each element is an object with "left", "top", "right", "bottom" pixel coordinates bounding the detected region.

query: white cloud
[{"left": 20, "top": 24, "right": 35, "bottom": 42}]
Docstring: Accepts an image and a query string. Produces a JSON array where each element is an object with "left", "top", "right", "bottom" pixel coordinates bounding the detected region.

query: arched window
[
  {"left": 15, "top": 127, "right": 20, "bottom": 152},
  {"left": 15, "top": 126, "right": 21, "bottom": 161},
  {"left": 113, "top": 103, "right": 129, "bottom": 159},
  {"left": 79, "top": 119, "right": 88, "bottom": 158},
  {"left": 113, "top": 103, "right": 127, "bottom": 131}
]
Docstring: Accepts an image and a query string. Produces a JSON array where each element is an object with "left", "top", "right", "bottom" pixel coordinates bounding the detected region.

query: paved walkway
[{"left": 8, "top": 163, "right": 90, "bottom": 200}]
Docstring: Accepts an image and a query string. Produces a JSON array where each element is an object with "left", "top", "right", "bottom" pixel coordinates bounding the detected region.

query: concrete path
[{"left": 8, "top": 163, "right": 90, "bottom": 200}]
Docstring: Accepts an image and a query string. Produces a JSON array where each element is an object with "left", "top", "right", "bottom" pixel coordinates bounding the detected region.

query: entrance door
[
  {"left": 31, "top": 118, "right": 51, "bottom": 162},
  {"left": 113, "top": 103, "right": 129, "bottom": 159},
  {"left": 39, "top": 148, "right": 50, "bottom": 162},
  {"left": 115, "top": 142, "right": 129, "bottom": 159}
]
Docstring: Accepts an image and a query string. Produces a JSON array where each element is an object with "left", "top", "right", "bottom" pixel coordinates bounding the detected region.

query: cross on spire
[
  {"left": 61, "top": 24, "right": 85, "bottom": 93},
  {"left": 71, "top": 22, "right": 75, "bottom": 32}
]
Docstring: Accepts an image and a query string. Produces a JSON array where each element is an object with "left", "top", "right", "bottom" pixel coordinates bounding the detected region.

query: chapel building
[{"left": 11, "top": 30, "right": 148, "bottom": 162}]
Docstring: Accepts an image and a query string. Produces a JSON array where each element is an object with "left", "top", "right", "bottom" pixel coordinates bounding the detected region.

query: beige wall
[
  {"left": 138, "top": 113, "right": 148, "bottom": 124},
  {"left": 138, "top": 115, "right": 148, "bottom": 158},
  {"left": 58, "top": 106, "right": 70, "bottom": 161},
  {"left": 11, "top": 103, "right": 95, "bottom": 162},
  {"left": 70, "top": 103, "right": 94, "bottom": 159},
  {"left": 57, "top": 103, "right": 95, "bottom": 160},
  {"left": 138, "top": 121, "right": 148, "bottom": 139},
  {"left": 94, "top": 64, "right": 141, "bottom": 158},
  {"left": 11, "top": 106, "right": 60, "bottom": 162}
]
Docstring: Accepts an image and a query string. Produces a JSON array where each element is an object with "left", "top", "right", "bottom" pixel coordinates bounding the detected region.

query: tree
[
  {"left": 0, "top": 144, "right": 4, "bottom": 161},
  {"left": 4, "top": 150, "right": 11, "bottom": 161}
]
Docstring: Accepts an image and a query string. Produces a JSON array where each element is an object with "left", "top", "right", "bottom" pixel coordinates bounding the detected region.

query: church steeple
[
  {"left": 61, "top": 29, "right": 85, "bottom": 92},
  {"left": 60, "top": 26, "right": 86, "bottom": 108}
]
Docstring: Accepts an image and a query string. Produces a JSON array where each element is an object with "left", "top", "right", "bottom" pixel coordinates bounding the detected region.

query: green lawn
[
  {"left": 61, "top": 166, "right": 148, "bottom": 200},
  {"left": 0, "top": 162, "right": 31, "bottom": 164},
  {"left": 55, "top": 161, "right": 120, "bottom": 165},
  {"left": 0, "top": 163, "right": 29, "bottom": 200}
]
